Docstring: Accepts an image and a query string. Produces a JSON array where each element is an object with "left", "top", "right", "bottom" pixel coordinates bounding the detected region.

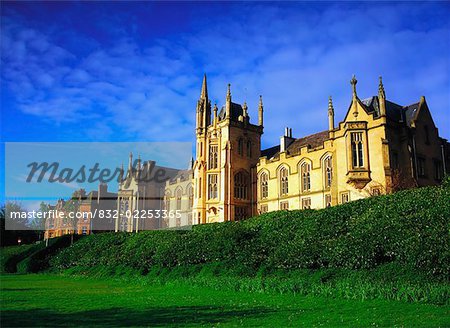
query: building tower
[{"left": 192, "top": 76, "right": 264, "bottom": 224}]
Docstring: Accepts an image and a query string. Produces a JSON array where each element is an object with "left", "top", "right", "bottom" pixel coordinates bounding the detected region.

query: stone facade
[{"left": 164, "top": 75, "right": 449, "bottom": 225}]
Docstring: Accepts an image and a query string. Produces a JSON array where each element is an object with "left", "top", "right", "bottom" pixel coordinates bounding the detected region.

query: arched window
[
  {"left": 324, "top": 156, "right": 332, "bottom": 188},
  {"left": 176, "top": 188, "right": 182, "bottom": 210},
  {"left": 234, "top": 171, "right": 248, "bottom": 199},
  {"left": 260, "top": 172, "right": 268, "bottom": 199},
  {"left": 238, "top": 138, "right": 244, "bottom": 156},
  {"left": 301, "top": 162, "right": 311, "bottom": 192},
  {"left": 188, "top": 185, "right": 193, "bottom": 208},
  {"left": 279, "top": 167, "right": 289, "bottom": 195},
  {"left": 246, "top": 140, "right": 252, "bottom": 158},
  {"left": 164, "top": 191, "right": 171, "bottom": 211},
  {"left": 208, "top": 174, "right": 218, "bottom": 199}
]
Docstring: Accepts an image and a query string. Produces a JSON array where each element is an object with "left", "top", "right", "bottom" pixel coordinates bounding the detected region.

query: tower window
[
  {"left": 351, "top": 132, "right": 364, "bottom": 168},
  {"left": 301, "top": 162, "right": 311, "bottom": 192},
  {"left": 235, "top": 206, "right": 247, "bottom": 220},
  {"left": 208, "top": 174, "right": 218, "bottom": 199},
  {"left": 209, "top": 145, "right": 218, "bottom": 169},
  {"left": 234, "top": 171, "right": 248, "bottom": 199},
  {"left": 324, "top": 156, "right": 332, "bottom": 188},
  {"left": 260, "top": 172, "right": 268, "bottom": 199},
  {"left": 247, "top": 140, "right": 252, "bottom": 158},
  {"left": 238, "top": 138, "right": 244, "bottom": 156},
  {"left": 279, "top": 167, "right": 289, "bottom": 196}
]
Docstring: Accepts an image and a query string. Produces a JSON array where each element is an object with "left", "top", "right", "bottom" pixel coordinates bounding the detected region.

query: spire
[
  {"left": 225, "top": 83, "right": 231, "bottom": 118},
  {"left": 200, "top": 74, "right": 208, "bottom": 99},
  {"left": 213, "top": 103, "right": 218, "bottom": 126},
  {"left": 378, "top": 76, "right": 385, "bottom": 99},
  {"left": 258, "top": 95, "right": 264, "bottom": 127},
  {"left": 128, "top": 152, "right": 133, "bottom": 169},
  {"left": 328, "top": 96, "right": 334, "bottom": 131},
  {"left": 137, "top": 153, "right": 141, "bottom": 170}
]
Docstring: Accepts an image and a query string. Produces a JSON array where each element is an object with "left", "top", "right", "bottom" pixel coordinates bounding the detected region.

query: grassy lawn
[{"left": 1, "top": 274, "right": 449, "bottom": 327}]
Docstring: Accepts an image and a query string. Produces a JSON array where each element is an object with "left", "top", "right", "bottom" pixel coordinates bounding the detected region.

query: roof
[
  {"left": 169, "top": 169, "right": 193, "bottom": 183},
  {"left": 361, "top": 96, "right": 420, "bottom": 128},
  {"left": 262, "top": 130, "right": 329, "bottom": 160},
  {"left": 218, "top": 102, "right": 244, "bottom": 121}
]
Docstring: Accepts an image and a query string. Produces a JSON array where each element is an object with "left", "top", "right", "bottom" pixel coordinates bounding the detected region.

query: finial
[
  {"left": 259, "top": 95, "right": 263, "bottom": 107},
  {"left": 227, "top": 83, "right": 231, "bottom": 99},
  {"left": 213, "top": 102, "right": 218, "bottom": 113},
  {"left": 378, "top": 76, "right": 385, "bottom": 99},
  {"left": 243, "top": 101, "right": 248, "bottom": 117},
  {"left": 350, "top": 74, "right": 358, "bottom": 98},
  {"left": 328, "top": 95, "right": 334, "bottom": 113}
]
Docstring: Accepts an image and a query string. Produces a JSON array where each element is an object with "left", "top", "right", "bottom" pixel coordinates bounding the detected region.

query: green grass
[{"left": 1, "top": 274, "right": 449, "bottom": 327}]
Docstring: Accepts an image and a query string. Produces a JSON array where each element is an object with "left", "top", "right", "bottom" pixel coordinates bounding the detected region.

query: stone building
[
  {"left": 115, "top": 154, "right": 180, "bottom": 232},
  {"left": 163, "top": 75, "right": 449, "bottom": 225}
]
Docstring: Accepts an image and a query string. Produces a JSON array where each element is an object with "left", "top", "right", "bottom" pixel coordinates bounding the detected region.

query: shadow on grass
[{"left": 1, "top": 305, "right": 274, "bottom": 327}]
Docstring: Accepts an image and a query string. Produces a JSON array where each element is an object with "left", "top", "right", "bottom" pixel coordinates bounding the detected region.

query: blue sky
[{"left": 1, "top": 1, "right": 450, "bottom": 203}]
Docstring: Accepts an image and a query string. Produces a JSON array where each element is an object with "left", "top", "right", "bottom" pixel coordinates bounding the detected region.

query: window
[
  {"left": 260, "top": 204, "right": 268, "bottom": 214},
  {"left": 301, "top": 162, "right": 311, "bottom": 192},
  {"left": 325, "top": 194, "right": 332, "bottom": 207},
  {"left": 247, "top": 140, "right": 252, "bottom": 158},
  {"left": 238, "top": 138, "right": 244, "bottom": 156},
  {"left": 164, "top": 192, "right": 171, "bottom": 211},
  {"left": 279, "top": 167, "right": 289, "bottom": 195},
  {"left": 351, "top": 132, "right": 364, "bottom": 168},
  {"left": 260, "top": 172, "right": 268, "bottom": 199},
  {"left": 341, "top": 192, "right": 350, "bottom": 204},
  {"left": 417, "top": 157, "right": 426, "bottom": 177},
  {"left": 188, "top": 186, "right": 194, "bottom": 208},
  {"left": 209, "top": 145, "right": 218, "bottom": 169},
  {"left": 176, "top": 188, "right": 182, "bottom": 210},
  {"left": 434, "top": 160, "right": 443, "bottom": 180},
  {"left": 234, "top": 172, "right": 248, "bottom": 199},
  {"left": 208, "top": 174, "right": 218, "bottom": 199},
  {"left": 235, "top": 206, "right": 247, "bottom": 220},
  {"left": 302, "top": 198, "right": 311, "bottom": 209},
  {"left": 280, "top": 201, "right": 289, "bottom": 210},
  {"left": 324, "top": 156, "right": 332, "bottom": 188}
]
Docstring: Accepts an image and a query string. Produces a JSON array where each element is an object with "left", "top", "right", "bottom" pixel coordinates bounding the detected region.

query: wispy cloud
[{"left": 1, "top": 2, "right": 449, "bottom": 148}]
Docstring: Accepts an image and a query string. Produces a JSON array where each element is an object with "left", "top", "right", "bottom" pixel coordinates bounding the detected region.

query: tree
[{"left": 63, "top": 189, "right": 85, "bottom": 244}]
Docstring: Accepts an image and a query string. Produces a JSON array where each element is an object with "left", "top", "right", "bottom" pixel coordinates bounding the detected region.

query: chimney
[
  {"left": 98, "top": 183, "right": 107, "bottom": 202},
  {"left": 280, "top": 127, "right": 295, "bottom": 152}
]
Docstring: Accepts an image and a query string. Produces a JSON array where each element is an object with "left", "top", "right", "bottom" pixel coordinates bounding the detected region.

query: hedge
[{"left": 50, "top": 184, "right": 450, "bottom": 279}]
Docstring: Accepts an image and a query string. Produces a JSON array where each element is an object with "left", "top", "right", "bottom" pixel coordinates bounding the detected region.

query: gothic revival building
[{"left": 164, "top": 75, "right": 449, "bottom": 225}]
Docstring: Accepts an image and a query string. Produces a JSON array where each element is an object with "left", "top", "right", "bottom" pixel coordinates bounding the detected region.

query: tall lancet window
[
  {"left": 238, "top": 138, "right": 244, "bottom": 156},
  {"left": 324, "top": 156, "right": 333, "bottom": 188},
  {"left": 247, "top": 140, "right": 252, "bottom": 158},
  {"left": 260, "top": 172, "right": 268, "bottom": 199},
  {"left": 279, "top": 167, "right": 289, "bottom": 196},
  {"left": 176, "top": 188, "right": 182, "bottom": 210},
  {"left": 188, "top": 186, "right": 194, "bottom": 208},
  {"left": 208, "top": 174, "right": 218, "bottom": 199},
  {"left": 301, "top": 162, "right": 311, "bottom": 192},
  {"left": 164, "top": 191, "right": 171, "bottom": 211},
  {"left": 234, "top": 172, "right": 248, "bottom": 199},
  {"left": 351, "top": 132, "right": 364, "bottom": 168},
  {"left": 209, "top": 145, "right": 218, "bottom": 169}
]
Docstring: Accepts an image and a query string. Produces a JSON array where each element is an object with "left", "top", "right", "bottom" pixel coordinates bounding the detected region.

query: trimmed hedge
[{"left": 51, "top": 184, "right": 450, "bottom": 278}]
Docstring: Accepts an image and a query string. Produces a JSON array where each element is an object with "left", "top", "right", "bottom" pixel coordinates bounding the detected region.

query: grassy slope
[{"left": 1, "top": 274, "right": 449, "bottom": 327}]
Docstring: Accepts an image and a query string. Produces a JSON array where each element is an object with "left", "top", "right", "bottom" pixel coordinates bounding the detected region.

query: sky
[{"left": 1, "top": 1, "right": 450, "bottom": 204}]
